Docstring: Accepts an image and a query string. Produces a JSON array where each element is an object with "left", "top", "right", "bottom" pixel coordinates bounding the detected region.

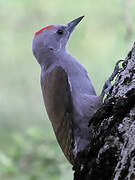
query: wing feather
[{"left": 41, "top": 66, "right": 75, "bottom": 164}]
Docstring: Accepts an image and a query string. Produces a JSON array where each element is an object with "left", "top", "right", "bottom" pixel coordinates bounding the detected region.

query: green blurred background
[{"left": 0, "top": 0, "right": 135, "bottom": 179}]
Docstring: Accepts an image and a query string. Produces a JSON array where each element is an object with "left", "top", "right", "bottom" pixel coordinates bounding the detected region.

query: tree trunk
[{"left": 73, "top": 43, "right": 135, "bottom": 180}]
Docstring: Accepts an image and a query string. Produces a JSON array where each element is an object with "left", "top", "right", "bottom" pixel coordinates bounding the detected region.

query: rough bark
[{"left": 73, "top": 43, "right": 135, "bottom": 180}]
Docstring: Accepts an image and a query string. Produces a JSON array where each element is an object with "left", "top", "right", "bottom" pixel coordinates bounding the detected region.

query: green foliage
[
  {"left": 0, "top": 127, "right": 72, "bottom": 180},
  {"left": 0, "top": 0, "right": 135, "bottom": 179}
]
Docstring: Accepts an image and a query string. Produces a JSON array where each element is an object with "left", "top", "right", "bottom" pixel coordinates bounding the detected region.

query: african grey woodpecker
[{"left": 32, "top": 16, "right": 109, "bottom": 165}]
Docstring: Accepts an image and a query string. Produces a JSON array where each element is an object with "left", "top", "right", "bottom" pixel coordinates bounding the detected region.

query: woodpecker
[{"left": 32, "top": 16, "right": 119, "bottom": 165}]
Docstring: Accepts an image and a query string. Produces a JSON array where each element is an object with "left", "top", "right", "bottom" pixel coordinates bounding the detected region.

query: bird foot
[{"left": 101, "top": 59, "right": 124, "bottom": 96}]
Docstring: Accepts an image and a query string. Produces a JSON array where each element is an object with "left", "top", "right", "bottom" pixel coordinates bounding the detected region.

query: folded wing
[{"left": 41, "top": 66, "right": 75, "bottom": 164}]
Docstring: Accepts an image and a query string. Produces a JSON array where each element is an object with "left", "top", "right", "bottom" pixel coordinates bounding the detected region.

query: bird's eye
[{"left": 57, "top": 29, "right": 63, "bottom": 35}]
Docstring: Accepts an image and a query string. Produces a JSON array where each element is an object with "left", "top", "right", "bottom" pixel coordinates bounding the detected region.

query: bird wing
[{"left": 41, "top": 66, "right": 75, "bottom": 165}]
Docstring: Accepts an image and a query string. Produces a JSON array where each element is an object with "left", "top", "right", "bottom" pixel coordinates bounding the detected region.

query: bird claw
[{"left": 101, "top": 59, "right": 124, "bottom": 96}]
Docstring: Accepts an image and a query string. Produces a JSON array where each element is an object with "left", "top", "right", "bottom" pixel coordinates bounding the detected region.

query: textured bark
[{"left": 73, "top": 43, "right": 135, "bottom": 180}]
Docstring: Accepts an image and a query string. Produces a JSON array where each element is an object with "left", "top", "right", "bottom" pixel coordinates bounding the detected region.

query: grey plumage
[{"left": 32, "top": 16, "right": 103, "bottom": 165}]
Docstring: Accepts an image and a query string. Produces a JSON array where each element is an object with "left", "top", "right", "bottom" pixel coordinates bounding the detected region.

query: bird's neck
[{"left": 40, "top": 49, "right": 69, "bottom": 71}]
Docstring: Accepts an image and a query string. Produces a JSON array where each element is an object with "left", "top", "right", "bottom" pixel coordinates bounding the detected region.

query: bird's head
[{"left": 32, "top": 16, "right": 84, "bottom": 65}]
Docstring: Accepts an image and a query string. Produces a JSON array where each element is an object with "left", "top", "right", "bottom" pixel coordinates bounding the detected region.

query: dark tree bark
[{"left": 73, "top": 43, "right": 135, "bottom": 180}]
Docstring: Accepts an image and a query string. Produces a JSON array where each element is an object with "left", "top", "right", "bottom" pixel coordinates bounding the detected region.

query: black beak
[{"left": 66, "top": 16, "right": 84, "bottom": 34}]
